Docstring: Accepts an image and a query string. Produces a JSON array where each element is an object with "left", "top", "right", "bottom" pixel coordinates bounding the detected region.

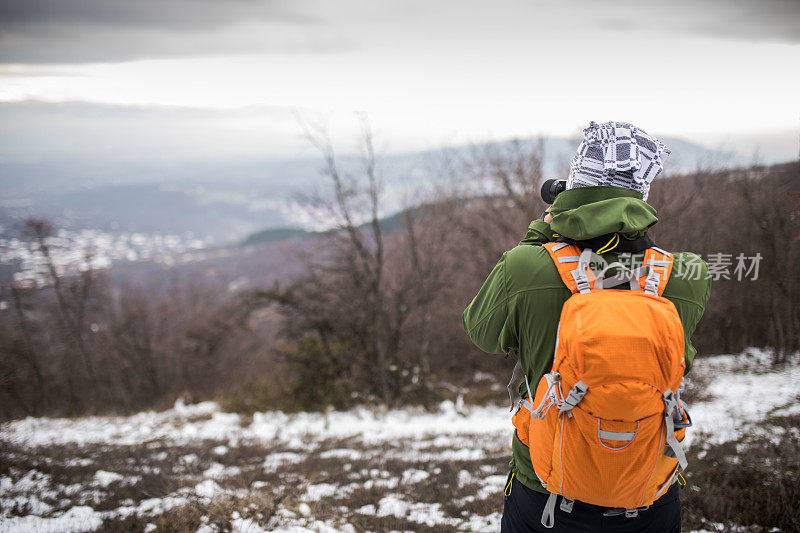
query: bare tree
[
  {"left": 450, "top": 139, "right": 549, "bottom": 266},
  {"left": 24, "top": 219, "right": 97, "bottom": 383},
  {"left": 294, "top": 116, "right": 395, "bottom": 400}
]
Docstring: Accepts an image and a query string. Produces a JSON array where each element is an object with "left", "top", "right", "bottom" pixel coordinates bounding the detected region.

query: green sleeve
[
  {"left": 671, "top": 299, "right": 704, "bottom": 374},
  {"left": 462, "top": 253, "right": 517, "bottom": 355},
  {"left": 519, "top": 219, "right": 558, "bottom": 246},
  {"left": 664, "top": 254, "right": 712, "bottom": 375}
]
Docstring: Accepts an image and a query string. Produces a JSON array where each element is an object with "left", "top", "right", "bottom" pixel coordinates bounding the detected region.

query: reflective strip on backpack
[
  {"left": 646, "top": 259, "right": 672, "bottom": 268},
  {"left": 598, "top": 429, "right": 636, "bottom": 441}
]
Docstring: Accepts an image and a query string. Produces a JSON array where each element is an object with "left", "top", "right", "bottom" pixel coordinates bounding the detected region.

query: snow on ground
[
  {"left": 1, "top": 349, "right": 797, "bottom": 532},
  {"left": 1, "top": 398, "right": 510, "bottom": 450},
  {"left": 684, "top": 348, "right": 800, "bottom": 447}
]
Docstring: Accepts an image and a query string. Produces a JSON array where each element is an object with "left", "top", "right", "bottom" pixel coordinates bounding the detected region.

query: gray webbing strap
[
  {"left": 530, "top": 372, "right": 561, "bottom": 419},
  {"left": 594, "top": 264, "right": 648, "bottom": 290},
  {"left": 558, "top": 256, "right": 580, "bottom": 263},
  {"left": 541, "top": 492, "right": 558, "bottom": 528},
  {"left": 603, "top": 505, "right": 649, "bottom": 518},
  {"left": 594, "top": 261, "right": 630, "bottom": 290},
  {"left": 663, "top": 391, "right": 689, "bottom": 470},
  {"left": 517, "top": 366, "right": 536, "bottom": 414},
  {"left": 642, "top": 247, "right": 673, "bottom": 295},
  {"left": 524, "top": 371, "right": 535, "bottom": 408},
  {"left": 597, "top": 261, "right": 630, "bottom": 278},
  {"left": 598, "top": 429, "right": 636, "bottom": 441},
  {"left": 571, "top": 248, "right": 597, "bottom": 294},
  {"left": 551, "top": 242, "right": 569, "bottom": 251},
  {"left": 571, "top": 269, "right": 591, "bottom": 294},
  {"left": 507, "top": 360, "right": 525, "bottom": 412},
  {"left": 643, "top": 265, "right": 660, "bottom": 296},
  {"left": 558, "top": 381, "right": 588, "bottom": 417}
]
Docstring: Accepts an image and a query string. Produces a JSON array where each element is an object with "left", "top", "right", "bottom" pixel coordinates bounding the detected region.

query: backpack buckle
[
  {"left": 558, "top": 381, "right": 588, "bottom": 416},
  {"left": 672, "top": 401, "right": 693, "bottom": 429}
]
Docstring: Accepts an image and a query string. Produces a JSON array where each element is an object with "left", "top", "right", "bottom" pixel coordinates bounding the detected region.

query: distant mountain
[
  {"left": 0, "top": 136, "right": 756, "bottom": 246},
  {"left": 241, "top": 208, "right": 411, "bottom": 247},
  {"left": 242, "top": 227, "right": 312, "bottom": 246}
]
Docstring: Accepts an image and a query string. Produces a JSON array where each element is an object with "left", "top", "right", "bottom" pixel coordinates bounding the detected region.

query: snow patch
[
  {"left": 0, "top": 506, "right": 102, "bottom": 533},
  {"left": 302, "top": 483, "right": 339, "bottom": 501},
  {"left": 685, "top": 351, "right": 800, "bottom": 447},
  {"left": 93, "top": 470, "right": 124, "bottom": 487},
  {"left": 194, "top": 479, "right": 224, "bottom": 499},
  {"left": 366, "top": 494, "right": 461, "bottom": 527}
]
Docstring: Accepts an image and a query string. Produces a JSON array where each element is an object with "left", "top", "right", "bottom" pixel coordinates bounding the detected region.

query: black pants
[{"left": 501, "top": 472, "right": 681, "bottom": 532}]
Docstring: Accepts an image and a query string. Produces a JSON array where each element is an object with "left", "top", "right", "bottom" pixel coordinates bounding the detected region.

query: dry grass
[
  {"left": 681, "top": 413, "right": 800, "bottom": 532},
  {"left": 3, "top": 398, "right": 797, "bottom": 531},
  {"left": 1, "top": 433, "right": 509, "bottom": 531}
]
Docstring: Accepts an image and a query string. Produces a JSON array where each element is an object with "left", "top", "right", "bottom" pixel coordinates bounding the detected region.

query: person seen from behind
[{"left": 463, "top": 121, "right": 712, "bottom": 532}]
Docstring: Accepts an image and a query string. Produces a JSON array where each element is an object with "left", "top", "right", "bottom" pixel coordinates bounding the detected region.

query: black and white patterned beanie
[{"left": 566, "top": 121, "right": 670, "bottom": 201}]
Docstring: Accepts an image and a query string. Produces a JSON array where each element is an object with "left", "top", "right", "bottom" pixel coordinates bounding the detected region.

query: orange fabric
[
  {"left": 512, "top": 404, "right": 531, "bottom": 448},
  {"left": 512, "top": 244, "right": 688, "bottom": 509},
  {"left": 645, "top": 436, "right": 682, "bottom": 500},
  {"left": 542, "top": 242, "right": 596, "bottom": 294},
  {"left": 639, "top": 248, "right": 674, "bottom": 296},
  {"left": 526, "top": 377, "right": 560, "bottom": 486}
]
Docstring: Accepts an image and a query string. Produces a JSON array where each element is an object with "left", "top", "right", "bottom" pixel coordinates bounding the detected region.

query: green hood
[{"left": 547, "top": 186, "right": 658, "bottom": 241}]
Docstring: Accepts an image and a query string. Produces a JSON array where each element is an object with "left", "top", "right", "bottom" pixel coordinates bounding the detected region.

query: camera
[{"left": 540, "top": 179, "right": 566, "bottom": 204}]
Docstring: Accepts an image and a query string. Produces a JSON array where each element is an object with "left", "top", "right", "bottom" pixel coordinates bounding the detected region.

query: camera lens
[{"left": 541, "top": 179, "right": 566, "bottom": 204}]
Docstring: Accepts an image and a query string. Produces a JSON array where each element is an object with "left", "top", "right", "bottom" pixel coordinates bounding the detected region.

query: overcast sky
[{"left": 1, "top": 0, "right": 799, "bottom": 163}]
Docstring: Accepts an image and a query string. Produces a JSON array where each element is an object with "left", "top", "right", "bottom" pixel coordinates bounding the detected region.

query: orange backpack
[{"left": 510, "top": 242, "right": 692, "bottom": 528}]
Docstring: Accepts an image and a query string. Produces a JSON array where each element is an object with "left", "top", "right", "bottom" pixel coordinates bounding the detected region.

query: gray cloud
[
  {"left": 0, "top": 0, "right": 348, "bottom": 63},
  {"left": 0, "top": 0, "right": 315, "bottom": 28},
  {"left": 0, "top": 100, "right": 304, "bottom": 163},
  {"left": 3, "top": 0, "right": 798, "bottom": 66},
  {"left": 591, "top": 0, "right": 800, "bottom": 43},
  {"left": 690, "top": 0, "right": 800, "bottom": 43}
]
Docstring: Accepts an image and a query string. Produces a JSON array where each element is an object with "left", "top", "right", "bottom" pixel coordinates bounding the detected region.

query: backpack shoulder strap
[
  {"left": 542, "top": 242, "right": 596, "bottom": 295},
  {"left": 639, "top": 246, "right": 674, "bottom": 296}
]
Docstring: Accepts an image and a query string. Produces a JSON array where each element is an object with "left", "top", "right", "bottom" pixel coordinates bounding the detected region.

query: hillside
[
  {"left": 1, "top": 136, "right": 756, "bottom": 246},
  {"left": 241, "top": 209, "right": 410, "bottom": 247}
]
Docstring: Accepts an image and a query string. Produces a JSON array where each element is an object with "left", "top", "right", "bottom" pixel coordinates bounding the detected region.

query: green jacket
[{"left": 462, "top": 186, "right": 711, "bottom": 494}]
